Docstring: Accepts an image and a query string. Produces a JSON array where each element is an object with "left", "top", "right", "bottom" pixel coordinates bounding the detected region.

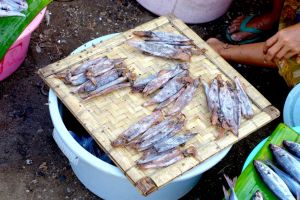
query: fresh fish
[
  {"left": 253, "top": 160, "right": 295, "bottom": 200},
  {"left": 128, "top": 40, "right": 192, "bottom": 61},
  {"left": 71, "top": 56, "right": 108, "bottom": 76},
  {"left": 252, "top": 190, "right": 264, "bottom": 200},
  {"left": 137, "top": 146, "right": 196, "bottom": 169},
  {"left": 265, "top": 160, "right": 300, "bottom": 197},
  {"left": 155, "top": 87, "right": 185, "bottom": 110},
  {"left": 0, "top": 9, "right": 24, "bottom": 17},
  {"left": 72, "top": 68, "right": 122, "bottom": 93},
  {"left": 270, "top": 144, "right": 300, "bottom": 183},
  {"left": 85, "top": 58, "right": 125, "bottom": 80},
  {"left": 143, "top": 76, "right": 191, "bottom": 107},
  {"left": 111, "top": 111, "right": 163, "bottom": 147},
  {"left": 283, "top": 140, "right": 300, "bottom": 159},
  {"left": 132, "top": 74, "right": 156, "bottom": 93},
  {"left": 223, "top": 175, "right": 238, "bottom": 200},
  {"left": 136, "top": 117, "right": 185, "bottom": 151},
  {"left": 234, "top": 77, "right": 253, "bottom": 119},
  {"left": 218, "top": 76, "right": 239, "bottom": 136},
  {"left": 142, "top": 63, "right": 188, "bottom": 96},
  {"left": 133, "top": 31, "right": 192, "bottom": 43},
  {"left": 154, "top": 132, "right": 197, "bottom": 153},
  {"left": 3, "top": 0, "right": 27, "bottom": 11},
  {"left": 167, "top": 78, "right": 199, "bottom": 116}
]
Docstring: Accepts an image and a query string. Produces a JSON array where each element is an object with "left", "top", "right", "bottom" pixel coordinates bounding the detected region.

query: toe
[{"left": 231, "top": 32, "right": 255, "bottom": 42}]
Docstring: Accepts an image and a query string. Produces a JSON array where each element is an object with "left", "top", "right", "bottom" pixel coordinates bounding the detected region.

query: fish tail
[
  {"left": 222, "top": 185, "right": 229, "bottom": 200},
  {"left": 224, "top": 174, "right": 235, "bottom": 189}
]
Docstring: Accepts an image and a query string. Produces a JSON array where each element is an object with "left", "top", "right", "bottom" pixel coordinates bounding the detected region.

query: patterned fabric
[{"left": 276, "top": 0, "right": 300, "bottom": 87}]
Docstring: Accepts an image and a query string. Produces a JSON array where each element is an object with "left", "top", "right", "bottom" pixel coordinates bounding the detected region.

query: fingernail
[{"left": 231, "top": 34, "right": 241, "bottom": 41}]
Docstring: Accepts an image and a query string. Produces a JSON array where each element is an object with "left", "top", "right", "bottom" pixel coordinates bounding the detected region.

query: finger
[
  {"left": 275, "top": 46, "right": 290, "bottom": 60},
  {"left": 265, "top": 41, "right": 283, "bottom": 61},
  {"left": 284, "top": 51, "right": 298, "bottom": 60},
  {"left": 263, "top": 34, "right": 278, "bottom": 54}
]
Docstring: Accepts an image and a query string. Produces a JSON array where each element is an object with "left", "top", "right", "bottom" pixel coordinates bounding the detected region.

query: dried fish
[
  {"left": 132, "top": 74, "right": 156, "bottom": 93},
  {"left": 142, "top": 63, "right": 188, "bottom": 96},
  {"left": 137, "top": 146, "right": 196, "bottom": 169},
  {"left": 133, "top": 31, "right": 192, "bottom": 43},
  {"left": 111, "top": 111, "right": 163, "bottom": 147},
  {"left": 155, "top": 87, "right": 185, "bottom": 110},
  {"left": 153, "top": 132, "right": 197, "bottom": 153},
  {"left": 82, "top": 77, "right": 127, "bottom": 100},
  {"left": 143, "top": 76, "right": 192, "bottom": 107},
  {"left": 136, "top": 117, "right": 185, "bottom": 151},
  {"left": 128, "top": 40, "right": 192, "bottom": 61},
  {"left": 167, "top": 78, "right": 199, "bottom": 116},
  {"left": 85, "top": 58, "right": 125, "bottom": 83},
  {"left": 72, "top": 68, "right": 122, "bottom": 93},
  {"left": 218, "top": 76, "right": 239, "bottom": 136},
  {"left": 234, "top": 77, "right": 253, "bottom": 119},
  {"left": 71, "top": 56, "right": 108, "bottom": 76}
]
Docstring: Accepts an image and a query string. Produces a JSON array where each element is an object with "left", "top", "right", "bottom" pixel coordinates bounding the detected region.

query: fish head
[
  {"left": 269, "top": 144, "right": 281, "bottom": 152},
  {"left": 253, "top": 160, "right": 265, "bottom": 170},
  {"left": 254, "top": 190, "right": 264, "bottom": 200},
  {"left": 283, "top": 140, "right": 295, "bottom": 149}
]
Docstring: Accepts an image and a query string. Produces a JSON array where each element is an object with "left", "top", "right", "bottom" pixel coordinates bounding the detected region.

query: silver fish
[
  {"left": 0, "top": 9, "right": 24, "bottom": 17},
  {"left": 143, "top": 76, "right": 191, "bottom": 107},
  {"left": 128, "top": 40, "right": 192, "bottom": 61},
  {"left": 223, "top": 175, "right": 238, "bottom": 200},
  {"left": 265, "top": 160, "right": 300, "bottom": 197},
  {"left": 111, "top": 111, "right": 163, "bottom": 147},
  {"left": 253, "top": 160, "right": 295, "bottom": 200},
  {"left": 142, "top": 63, "right": 188, "bottom": 96},
  {"left": 283, "top": 140, "right": 300, "bottom": 159},
  {"left": 270, "top": 144, "right": 300, "bottom": 183},
  {"left": 234, "top": 77, "right": 253, "bottom": 119},
  {"left": 167, "top": 78, "right": 199, "bottom": 116},
  {"left": 252, "top": 190, "right": 264, "bottom": 200},
  {"left": 154, "top": 132, "right": 197, "bottom": 153}
]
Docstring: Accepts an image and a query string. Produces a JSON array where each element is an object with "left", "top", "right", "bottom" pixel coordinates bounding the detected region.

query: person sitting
[{"left": 207, "top": 0, "right": 300, "bottom": 87}]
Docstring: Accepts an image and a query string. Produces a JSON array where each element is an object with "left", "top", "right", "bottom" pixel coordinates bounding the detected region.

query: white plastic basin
[
  {"left": 48, "top": 34, "right": 232, "bottom": 200},
  {"left": 137, "top": 0, "right": 234, "bottom": 24}
]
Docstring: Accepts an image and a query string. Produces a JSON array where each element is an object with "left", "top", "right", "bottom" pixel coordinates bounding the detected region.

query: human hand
[{"left": 263, "top": 23, "right": 300, "bottom": 62}]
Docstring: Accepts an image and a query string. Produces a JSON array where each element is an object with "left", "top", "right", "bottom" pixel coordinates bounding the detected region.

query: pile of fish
[
  {"left": 56, "top": 56, "right": 135, "bottom": 100},
  {"left": 132, "top": 63, "right": 199, "bottom": 115},
  {"left": 253, "top": 141, "right": 300, "bottom": 200},
  {"left": 201, "top": 75, "right": 254, "bottom": 137},
  {"left": 128, "top": 31, "right": 206, "bottom": 61},
  {"left": 0, "top": 0, "right": 28, "bottom": 17},
  {"left": 111, "top": 110, "right": 197, "bottom": 169}
]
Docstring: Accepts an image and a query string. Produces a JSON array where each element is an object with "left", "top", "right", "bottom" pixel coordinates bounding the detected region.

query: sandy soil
[{"left": 0, "top": 0, "right": 291, "bottom": 199}]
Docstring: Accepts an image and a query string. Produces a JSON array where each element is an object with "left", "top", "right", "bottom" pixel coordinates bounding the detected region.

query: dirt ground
[{"left": 0, "top": 0, "right": 292, "bottom": 199}]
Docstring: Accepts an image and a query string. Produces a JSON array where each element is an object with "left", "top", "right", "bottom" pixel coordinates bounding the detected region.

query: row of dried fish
[
  {"left": 128, "top": 31, "right": 206, "bottom": 61},
  {"left": 111, "top": 111, "right": 197, "bottom": 169},
  {"left": 56, "top": 56, "right": 135, "bottom": 100},
  {"left": 0, "top": 0, "right": 28, "bottom": 17},
  {"left": 201, "top": 75, "right": 254, "bottom": 137},
  {"left": 132, "top": 63, "right": 199, "bottom": 115}
]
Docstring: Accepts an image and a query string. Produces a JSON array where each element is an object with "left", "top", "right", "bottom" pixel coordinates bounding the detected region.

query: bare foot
[
  {"left": 206, "top": 38, "right": 229, "bottom": 57},
  {"left": 228, "top": 14, "right": 277, "bottom": 42}
]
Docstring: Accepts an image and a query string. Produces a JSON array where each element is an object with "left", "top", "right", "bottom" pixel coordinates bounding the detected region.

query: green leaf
[
  {"left": 0, "top": 0, "right": 52, "bottom": 61},
  {"left": 235, "top": 123, "right": 300, "bottom": 200}
]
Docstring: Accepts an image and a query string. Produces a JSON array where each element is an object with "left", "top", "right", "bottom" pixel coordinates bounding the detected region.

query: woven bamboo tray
[{"left": 38, "top": 15, "right": 280, "bottom": 196}]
